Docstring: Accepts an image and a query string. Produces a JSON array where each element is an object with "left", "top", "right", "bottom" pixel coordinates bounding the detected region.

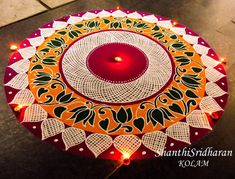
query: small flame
[
  {"left": 114, "top": 56, "right": 122, "bottom": 62},
  {"left": 14, "top": 104, "right": 23, "bottom": 111},
  {"left": 10, "top": 44, "right": 18, "bottom": 51}
]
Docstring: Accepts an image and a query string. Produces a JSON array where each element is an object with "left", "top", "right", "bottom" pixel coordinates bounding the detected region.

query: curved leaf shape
[
  {"left": 133, "top": 117, "right": 144, "bottom": 132},
  {"left": 169, "top": 103, "right": 183, "bottom": 114},
  {"left": 54, "top": 106, "right": 67, "bottom": 118}
]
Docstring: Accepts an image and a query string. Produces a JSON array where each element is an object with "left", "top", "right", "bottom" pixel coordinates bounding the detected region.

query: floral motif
[
  {"left": 33, "top": 72, "right": 52, "bottom": 86},
  {"left": 69, "top": 106, "right": 95, "bottom": 126}
]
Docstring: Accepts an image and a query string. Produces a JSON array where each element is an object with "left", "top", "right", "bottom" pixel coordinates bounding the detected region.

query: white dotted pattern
[{"left": 62, "top": 31, "right": 173, "bottom": 103}]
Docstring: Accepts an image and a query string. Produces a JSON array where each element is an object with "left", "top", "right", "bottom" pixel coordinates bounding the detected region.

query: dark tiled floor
[{"left": 0, "top": 0, "right": 235, "bottom": 179}]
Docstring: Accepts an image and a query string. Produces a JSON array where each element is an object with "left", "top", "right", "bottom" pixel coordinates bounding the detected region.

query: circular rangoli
[{"left": 4, "top": 9, "right": 228, "bottom": 160}]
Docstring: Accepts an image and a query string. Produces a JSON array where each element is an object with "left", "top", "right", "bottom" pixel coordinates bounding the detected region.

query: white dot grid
[{"left": 62, "top": 31, "right": 172, "bottom": 103}]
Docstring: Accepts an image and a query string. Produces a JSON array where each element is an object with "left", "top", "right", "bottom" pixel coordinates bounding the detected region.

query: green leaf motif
[
  {"left": 147, "top": 109, "right": 164, "bottom": 126},
  {"left": 170, "top": 35, "right": 177, "bottom": 39},
  {"left": 152, "top": 32, "right": 164, "bottom": 39},
  {"left": 111, "top": 107, "right": 132, "bottom": 124},
  {"left": 186, "top": 90, "right": 198, "bottom": 98},
  {"left": 42, "top": 57, "right": 56, "bottom": 65},
  {"left": 133, "top": 117, "right": 145, "bottom": 132},
  {"left": 75, "top": 24, "right": 83, "bottom": 28},
  {"left": 117, "top": 107, "right": 128, "bottom": 123},
  {"left": 152, "top": 26, "right": 160, "bottom": 31},
  {"left": 54, "top": 106, "right": 67, "bottom": 118},
  {"left": 192, "top": 67, "right": 202, "bottom": 73},
  {"left": 103, "top": 19, "right": 110, "bottom": 24},
  {"left": 184, "top": 52, "right": 194, "bottom": 57},
  {"left": 57, "top": 31, "right": 67, "bottom": 35},
  {"left": 38, "top": 87, "right": 48, "bottom": 97},
  {"left": 99, "top": 118, "right": 109, "bottom": 131},
  {"left": 169, "top": 103, "right": 183, "bottom": 114},
  {"left": 56, "top": 91, "right": 76, "bottom": 103},
  {"left": 40, "top": 48, "right": 50, "bottom": 52},
  {"left": 126, "top": 19, "right": 132, "bottom": 24},
  {"left": 31, "top": 64, "right": 43, "bottom": 71}
]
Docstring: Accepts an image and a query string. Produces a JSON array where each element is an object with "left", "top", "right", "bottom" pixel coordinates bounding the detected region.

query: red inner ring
[
  {"left": 86, "top": 42, "right": 149, "bottom": 84},
  {"left": 60, "top": 29, "right": 175, "bottom": 105}
]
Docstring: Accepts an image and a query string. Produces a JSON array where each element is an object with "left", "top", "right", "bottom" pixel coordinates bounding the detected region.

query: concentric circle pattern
[
  {"left": 4, "top": 9, "right": 228, "bottom": 160},
  {"left": 62, "top": 30, "right": 173, "bottom": 103}
]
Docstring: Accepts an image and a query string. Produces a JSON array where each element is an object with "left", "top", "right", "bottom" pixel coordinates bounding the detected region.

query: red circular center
[{"left": 86, "top": 43, "right": 148, "bottom": 83}]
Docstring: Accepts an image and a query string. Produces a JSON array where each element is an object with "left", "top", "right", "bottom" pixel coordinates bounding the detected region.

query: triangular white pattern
[
  {"left": 10, "top": 89, "right": 35, "bottom": 105},
  {"left": 97, "top": 10, "right": 111, "bottom": 17},
  {"left": 114, "top": 135, "right": 141, "bottom": 156},
  {"left": 142, "top": 15, "right": 158, "bottom": 23},
  {"left": 199, "top": 96, "right": 223, "bottom": 113},
  {"left": 41, "top": 118, "right": 65, "bottom": 140},
  {"left": 205, "top": 68, "right": 225, "bottom": 82},
  {"left": 9, "top": 59, "right": 29, "bottom": 74},
  {"left": 201, "top": 55, "right": 220, "bottom": 68},
  {"left": 170, "top": 27, "right": 186, "bottom": 35},
  {"left": 142, "top": 131, "right": 167, "bottom": 155},
  {"left": 166, "top": 122, "right": 191, "bottom": 144},
  {"left": 62, "top": 127, "right": 86, "bottom": 150},
  {"left": 27, "top": 36, "right": 45, "bottom": 47},
  {"left": 186, "top": 110, "right": 212, "bottom": 130},
  {"left": 111, "top": 10, "right": 127, "bottom": 17},
  {"left": 193, "top": 44, "right": 210, "bottom": 55},
  {"left": 52, "top": 21, "right": 68, "bottom": 30},
  {"left": 67, "top": 16, "right": 82, "bottom": 24},
  {"left": 183, "top": 34, "right": 199, "bottom": 44},
  {"left": 86, "top": 134, "right": 112, "bottom": 157},
  {"left": 127, "top": 12, "right": 142, "bottom": 19},
  {"left": 82, "top": 12, "right": 97, "bottom": 20},
  {"left": 206, "top": 82, "right": 226, "bottom": 97},
  {"left": 5, "top": 73, "right": 28, "bottom": 89},
  {"left": 157, "top": 20, "right": 172, "bottom": 29},
  {"left": 39, "top": 28, "right": 55, "bottom": 37},
  {"left": 18, "top": 46, "right": 36, "bottom": 59},
  {"left": 23, "top": 104, "right": 47, "bottom": 122}
]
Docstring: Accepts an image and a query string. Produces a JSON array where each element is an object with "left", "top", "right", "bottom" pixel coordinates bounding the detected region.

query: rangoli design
[{"left": 4, "top": 9, "right": 228, "bottom": 160}]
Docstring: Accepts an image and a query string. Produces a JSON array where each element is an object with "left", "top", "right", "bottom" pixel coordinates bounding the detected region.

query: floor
[{"left": 0, "top": 0, "right": 235, "bottom": 178}]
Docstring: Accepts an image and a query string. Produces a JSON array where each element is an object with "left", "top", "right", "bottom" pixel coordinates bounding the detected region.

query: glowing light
[
  {"left": 114, "top": 56, "right": 122, "bottom": 62},
  {"left": 116, "top": 6, "right": 120, "bottom": 10},
  {"left": 10, "top": 44, "right": 18, "bottom": 51},
  {"left": 220, "top": 57, "right": 226, "bottom": 63},
  {"left": 172, "top": 20, "right": 178, "bottom": 26},
  {"left": 122, "top": 152, "right": 130, "bottom": 165},
  {"left": 14, "top": 104, "right": 23, "bottom": 111},
  {"left": 122, "top": 152, "right": 130, "bottom": 159}
]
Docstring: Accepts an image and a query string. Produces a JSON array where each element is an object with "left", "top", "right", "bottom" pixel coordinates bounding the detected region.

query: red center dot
[{"left": 86, "top": 43, "right": 149, "bottom": 83}]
